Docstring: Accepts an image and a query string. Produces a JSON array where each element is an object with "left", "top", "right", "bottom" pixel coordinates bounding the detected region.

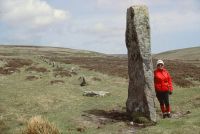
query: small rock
[
  {"left": 83, "top": 91, "right": 110, "bottom": 97},
  {"left": 130, "top": 121, "right": 134, "bottom": 125}
]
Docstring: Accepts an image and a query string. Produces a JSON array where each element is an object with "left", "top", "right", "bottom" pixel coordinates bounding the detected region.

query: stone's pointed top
[
  {"left": 128, "top": 5, "right": 149, "bottom": 17},
  {"left": 129, "top": 5, "right": 148, "bottom": 10}
]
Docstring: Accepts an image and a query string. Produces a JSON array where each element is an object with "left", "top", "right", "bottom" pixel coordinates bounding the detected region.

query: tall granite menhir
[{"left": 125, "top": 5, "right": 156, "bottom": 122}]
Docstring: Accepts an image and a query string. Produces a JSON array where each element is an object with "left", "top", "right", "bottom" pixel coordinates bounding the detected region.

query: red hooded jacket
[{"left": 154, "top": 68, "right": 173, "bottom": 92}]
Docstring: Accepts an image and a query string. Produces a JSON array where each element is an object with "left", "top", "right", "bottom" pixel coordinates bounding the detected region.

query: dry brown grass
[
  {"left": 47, "top": 56, "right": 200, "bottom": 88},
  {"left": 26, "top": 66, "right": 48, "bottom": 73},
  {"left": 0, "top": 58, "right": 32, "bottom": 75},
  {"left": 0, "top": 67, "right": 19, "bottom": 75},
  {"left": 22, "top": 116, "right": 60, "bottom": 134},
  {"left": 5, "top": 58, "right": 33, "bottom": 68},
  {"left": 49, "top": 56, "right": 128, "bottom": 78},
  {"left": 153, "top": 59, "right": 200, "bottom": 87},
  {"left": 0, "top": 53, "right": 14, "bottom": 56}
]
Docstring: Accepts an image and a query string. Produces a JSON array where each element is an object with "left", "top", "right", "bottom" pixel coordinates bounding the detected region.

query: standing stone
[{"left": 125, "top": 5, "right": 156, "bottom": 122}]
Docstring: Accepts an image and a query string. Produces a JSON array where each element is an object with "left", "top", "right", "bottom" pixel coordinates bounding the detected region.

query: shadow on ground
[{"left": 83, "top": 109, "right": 131, "bottom": 123}]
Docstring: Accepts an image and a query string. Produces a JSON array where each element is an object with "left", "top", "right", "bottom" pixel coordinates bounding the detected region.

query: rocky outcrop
[{"left": 125, "top": 5, "right": 156, "bottom": 122}]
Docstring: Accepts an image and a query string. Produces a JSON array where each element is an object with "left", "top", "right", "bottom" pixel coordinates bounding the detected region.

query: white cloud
[
  {"left": 151, "top": 0, "right": 200, "bottom": 34},
  {"left": 151, "top": 11, "right": 200, "bottom": 34},
  {"left": 96, "top": 0, "right": 200, "bottom": 33},
  {"left": 71, "top": 20, "right": 124, "bottom": 39},
  {"left": 94, "top": 22, "right": 107, "bottom": 33},
  {"left": 0, "top": 0, "right": 70, "bottom": 28}
]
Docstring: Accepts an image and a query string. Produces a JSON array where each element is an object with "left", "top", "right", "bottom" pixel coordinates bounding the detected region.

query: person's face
[{"left": 157, "top": 63, "right": 164, "bottom": 70}]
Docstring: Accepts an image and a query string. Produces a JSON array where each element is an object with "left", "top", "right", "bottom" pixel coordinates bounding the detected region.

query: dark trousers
[{"left": 156, "top": 91, "right": 170, "bottom": 113}]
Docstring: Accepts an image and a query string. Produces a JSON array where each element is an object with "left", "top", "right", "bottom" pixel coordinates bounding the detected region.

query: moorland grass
[{"left": 0, "top": 46, "right": 199, "bottom": 134}]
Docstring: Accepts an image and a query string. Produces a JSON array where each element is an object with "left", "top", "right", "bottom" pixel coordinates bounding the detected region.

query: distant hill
[
  {"left": 0, "top": 45, "right": 106, "bottom": 57},
  {"left": 153, "top": 47, "right": 200, "bottom": 66}
]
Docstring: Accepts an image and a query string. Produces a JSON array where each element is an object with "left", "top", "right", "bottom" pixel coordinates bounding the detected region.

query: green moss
[{"left": 131, "top": 112, "right": 151, "bottom": 124}]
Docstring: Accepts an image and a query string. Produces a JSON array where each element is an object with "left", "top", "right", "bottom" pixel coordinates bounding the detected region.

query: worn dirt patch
[
  {"left": 83, "top": 109, "right": 130, "bottom": 123},
  {"left": 82, "top": 109, "right": 157, "bottom": 134}
]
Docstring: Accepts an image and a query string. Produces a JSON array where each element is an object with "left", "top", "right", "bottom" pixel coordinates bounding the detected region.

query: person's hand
[{"left": 169, "top": 91, "right": 172, "bottom": 95}]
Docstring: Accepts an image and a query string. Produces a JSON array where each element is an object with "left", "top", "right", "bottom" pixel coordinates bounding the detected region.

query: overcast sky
[{"left": 0, "top": 0, "right": 199, "bottom": 54}]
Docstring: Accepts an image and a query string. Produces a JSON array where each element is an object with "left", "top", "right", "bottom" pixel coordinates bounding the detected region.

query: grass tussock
[{"left": 22, "top": 116, "right": 60, "bottom": 134}]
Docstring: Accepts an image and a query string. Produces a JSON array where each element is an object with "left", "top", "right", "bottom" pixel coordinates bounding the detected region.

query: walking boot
[
  {"left": 166, "top": 106, "right": 171, "bottom": 118},
  {"left": 163, "top": 113, "right": 167, "bottom": 119},
  {"left": 166, "top": 112, "right": 171, "bottom": 118}
]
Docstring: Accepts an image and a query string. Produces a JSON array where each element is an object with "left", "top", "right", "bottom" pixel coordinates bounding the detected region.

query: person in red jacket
[{"left": 154, "top": 60, "right": 173, "bottom": 118}]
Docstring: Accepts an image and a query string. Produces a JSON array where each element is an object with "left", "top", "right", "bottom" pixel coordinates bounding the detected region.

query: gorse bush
[{"left": 22, "top": 116, "right": 60, "bottom": 134}]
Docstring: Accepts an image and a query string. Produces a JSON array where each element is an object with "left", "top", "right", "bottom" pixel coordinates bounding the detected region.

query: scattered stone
[
  {"left": 79, "top": 76, "right": 87, "bottom": 86},
  {"left": 129, "top": 121, "right": 134, "bottom": 125},
  {"left": 125, "top": 5, "right": 156, "bottom": 122},
  {"left": 83, "top": 91, "right": 110, "bottom": 97},
  {"left": 52, "top": 62, "right": 55, "bottom": 67},
  {"left": 70, "top": 67, "right": 75, "bottom": 72}
]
